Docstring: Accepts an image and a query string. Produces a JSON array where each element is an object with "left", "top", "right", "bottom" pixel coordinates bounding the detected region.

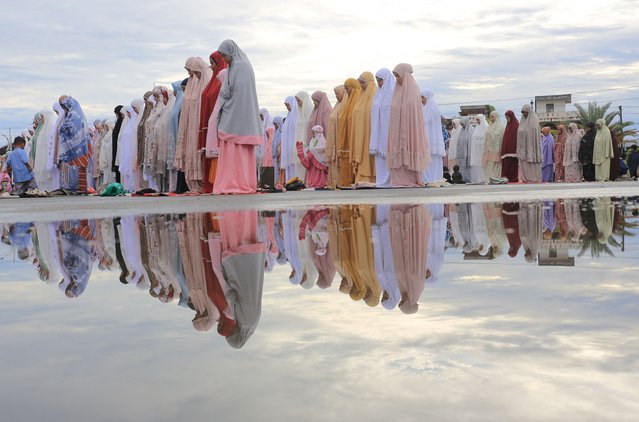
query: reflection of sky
[{"left": 1, "top": 207, "right": 639, "bottom": 420}]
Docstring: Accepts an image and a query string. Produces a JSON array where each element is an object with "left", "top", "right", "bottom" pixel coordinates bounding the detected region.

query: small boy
[
  {"left": 4, "top": 136, "right": 37, "bottom": 195},
  {"left": 451, "top": 165, "right": 465, "bottom": 184},
  {"left": 443, "top": 166, "right": 452, "bottom": 184}
]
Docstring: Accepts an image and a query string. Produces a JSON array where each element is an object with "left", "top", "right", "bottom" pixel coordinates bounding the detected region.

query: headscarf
[
  {"left": 294, "top": 91, "right": 313, "bottom": 144},
  {"left": 337, "top": 78, "right": 361, "bottom": 161},
  {"left": 259, "top": 107, "right": 275, "bottom": 161},
  {"left": 564, "top": 122, "right": 582, "bottom": 166},
  {"left": 58, "top": 96, "right": 91, "bottom": 165},
  {"left": 501, "top": 110, "right": 519, "bottom": 158},
  {"left": 352, "top": 71, "right": 377, "bottom": 166},
  {"left": 420, "top": 88, "right": 445, "bottom": 156},
  {"left": 272, "top": 115, "right": 284, "bottom": 160},
  {"left": 215, "top": 40, "right": 262, "bottom": 145},
  {"left": 387, "top": 63, "right": 430, "bottom": 171},
  {"left": 516, "top": 104, "right": 541, "bottom": 162},
  {"left": 168, "top": 79, "right": 185, "bottom": 167},
  {"left": 483, "top": 110, "right": 504, "bottom": 165},
  {"left": 370, "top": 68, "right": 396, "bottom": 156},
  {"left": 112, "top": 105, "right": 124, "bottom": 170},
  {"left": 309, "top": 125, "right": 326, "bottom": 164},
  {"left": 48, "top": 102, "right": 66, "bottom": 171},
  {"left": 198, "top": 51, "right": 227, "bottom": 150},
  {"left": 469, "top": 114, "right": 488, "bottom": 166},
  {"left": 29, "top": 112, "right": 44, "bottom": 164},
  {"left": 33, "top": 110, "right": 55, "bottom": 176},
  {"left": 593, "top": 118, "right": 613, "bottom": 165},
  {"left": 556, "top": 124, "right": 567, "bottom": 144},
  {"left": 154, "top": 87, "right": 176, "bottom": 174},
  {"left": 326, "top": 85, "right": 347, "bottom": 164},
  {"left": 456, "top": 116, "right": 474, "bottom": 167},
  {"left": 280, "top": 96, "right": 298, "bottom": 170},
  {"left": 447, "top": 118, "right": 461, "bottom": 162},
  {"left": 204, "top": 69, "right": 229, "bottom": 157},
  {"left": 307, "top": 91, "right": 332, "bottom": 141}
]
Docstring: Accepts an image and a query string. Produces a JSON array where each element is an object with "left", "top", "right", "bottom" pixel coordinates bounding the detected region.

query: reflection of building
[
  {"left": 538, "top": 238, "right": 580, "bottom": 266},
  {"left": 463, "top": 248, "right": 495, "bottom": 260},
  {"left": 535, "top": 94, "right": 579, "bottom": 127}
]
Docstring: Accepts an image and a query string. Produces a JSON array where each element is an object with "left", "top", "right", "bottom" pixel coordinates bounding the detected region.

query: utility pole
[{"left": 619, "top": 105, "right": 624, "bottom": 151}]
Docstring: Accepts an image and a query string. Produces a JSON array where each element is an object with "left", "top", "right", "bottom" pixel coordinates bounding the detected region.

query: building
[
  {"left": 535, "top": 94, "right": 579, "bottom": 127},
  {"left": 538, "top": 238, "right": 580, "bottom": 267},
  {"left": 459, "top": 105, "right": 488, "bottom": 116}
]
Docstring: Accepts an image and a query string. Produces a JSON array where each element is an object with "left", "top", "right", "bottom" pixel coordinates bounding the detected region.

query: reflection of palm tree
[{"left": 576, "top": 199, "right": 633, "bottom": 258}]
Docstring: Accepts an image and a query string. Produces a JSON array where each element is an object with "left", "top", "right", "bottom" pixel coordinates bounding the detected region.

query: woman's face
[
  {"left": 259, "top": 114, "right": 264, "bottom": 121},
  {"left": 393, "top": 72, "right": 403, "bottom": 86},
  {"left": 506, "top": 115, "right": 511, "bottom": 123},
  {"left": 421, "top": 96, "right": 427, "bottom": 106},
  {"left": 568, "top": 126, "right": 573, "bottom": 134},
  {"left": 274, "top": 122, "right": 280, "bottom": 130},
  {"left": 358, "top": 78, "right": 367, "bottom": 91},
  {"left": 210, "top": 57, "right": 216, "bottom": 68},
  {"left": 335, "top": 89, "right": 344, "bottom": 102},
  {"left": 221, "top": 53, "right": 232, "bottom": 64},
  {"left": 345, "top": 85, "right": 353, "bottom": 95},
  {"left": 126, "top": 111, "right": 131, "bottom": 118},
  {"left": 295, "top": 96, "right": 303, "bottom": 108},
  {"left": 521, "top": 111, "right": 529, "bottom": 118},
  {"left": 490, "top": 114, "right": 496, "bottom": 123},
  {"left": 185, "top": 67, "right": 194, "bottom": 77},
  {"left": 285, "top": 102, "right": 292, "bottom": 112},
  {"left": 313, "top": 99, "right": 320, "bottom": 109},
  {"left": 193, "top": 70, "right": 202, "bottom": 79},
  {"left": 376, "top": 77, "right": 384, "bottom": 88}
]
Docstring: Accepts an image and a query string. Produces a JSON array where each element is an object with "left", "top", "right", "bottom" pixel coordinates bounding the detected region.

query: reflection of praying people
[
  {"left": 372, "top": 205, "right": 401, "bottom": 310},
  {"left": 56, "top": 219, "right": 95, "bottom": 298},
  {"left": 501, "top": 203, "right": 521, "bottom": 258},
  {"left": 518, "top": 202, "right": 542, "bottom": 263},
  {"left": 427, "top": 204, "right": 446, "bottom": 283},
  {"left": 390, "top": 204, "right": 432, "bottom": 314},
  {"left": 219, "top": 210, "right": 266, "bottom": 349}
]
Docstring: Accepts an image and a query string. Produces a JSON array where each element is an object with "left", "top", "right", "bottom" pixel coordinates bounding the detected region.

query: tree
[
  {"left": 611, "top": 120, "right": 638, "bottom": 148},
  {"left": 574, "top": 101, "right": 619, "bottom": 126},
  {"left": 484, "top": 104, "right": 496, "bottom": 118}
]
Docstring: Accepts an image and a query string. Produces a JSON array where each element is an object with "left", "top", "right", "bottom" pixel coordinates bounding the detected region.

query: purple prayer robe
[{"left": 541, "top": 134, "right": 555, "bottom": 182}]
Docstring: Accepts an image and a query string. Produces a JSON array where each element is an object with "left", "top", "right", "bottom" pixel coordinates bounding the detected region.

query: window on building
[{"left": 546, "top": 103, "right": 555, "bottom": 113}]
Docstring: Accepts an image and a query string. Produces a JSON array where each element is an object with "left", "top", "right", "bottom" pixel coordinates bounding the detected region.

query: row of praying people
[
  {"left": 275, "top": 68, "right": 445, "bottom": 190},
  {"left": 1, "top": 40, "right": 264, "bottom": 195},
  {"left": 4, "top": 44, "right": 625, "bottom": 197},
  {"left": 447, "top": 106, "right": 621, "bottom": 184}
]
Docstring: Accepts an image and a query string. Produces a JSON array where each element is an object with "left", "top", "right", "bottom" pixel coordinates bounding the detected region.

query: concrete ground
[{"left": 1, "top": 181, "right": 639, "bottom": 223}]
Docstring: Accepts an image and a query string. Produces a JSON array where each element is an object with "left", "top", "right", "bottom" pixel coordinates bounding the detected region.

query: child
[
  {"left": 296, "top": 125, "right": 328, "bottom": 188},
  {"left": 443, "top": 166, "right": 452, "bottom": 184},
  {"left": 451, "top": 165, "right": 465, "bottom": 184},
  {"left": 4, "top": 137, "right": 38, "bottom": 195}
]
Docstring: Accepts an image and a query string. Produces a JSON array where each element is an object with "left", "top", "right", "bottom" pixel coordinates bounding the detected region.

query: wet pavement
[{"left": 1, "top": 197, "right": 639, "bottom": 421}]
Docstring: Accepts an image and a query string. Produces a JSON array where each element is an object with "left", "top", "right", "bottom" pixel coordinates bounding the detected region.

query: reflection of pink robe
[{"left": 390, "top": 204, "right": 432, "bottom": 314}]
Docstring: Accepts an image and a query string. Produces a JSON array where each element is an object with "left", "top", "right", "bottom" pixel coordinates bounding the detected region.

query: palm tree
[
  {"left": 612, "top": 120, "right": 638, "bottom": 148},
  {"left": 574, "top": 101, "right": 619, "bottom": 126}
]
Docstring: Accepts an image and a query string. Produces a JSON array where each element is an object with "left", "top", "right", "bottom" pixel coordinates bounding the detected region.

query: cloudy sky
[
  {"left": 2, "top": 0, "right": 639, "bottom": 133},
  {"left": 2, "top": 219, "right": 639, "bottom": 420}
]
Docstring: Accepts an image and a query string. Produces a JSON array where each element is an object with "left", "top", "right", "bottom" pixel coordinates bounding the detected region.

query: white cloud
[{"left": 1, "top": 0, "right": 638, "bottom": 132}]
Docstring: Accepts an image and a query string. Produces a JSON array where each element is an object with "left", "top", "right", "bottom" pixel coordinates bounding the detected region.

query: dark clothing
[
  {"left": 610, "top": 130, "right": 621, "bottom": 181},
  {"left": 628, "top": 151, "right": 639, "bottom": 178},
  {"left": 579, "top": 129, "right": 595, "bottom": 182}
]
